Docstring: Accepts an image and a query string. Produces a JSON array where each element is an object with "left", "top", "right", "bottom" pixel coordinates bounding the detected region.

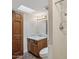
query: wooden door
[{"left": 12, "top": 11, "right": 23, "bottom": 56}]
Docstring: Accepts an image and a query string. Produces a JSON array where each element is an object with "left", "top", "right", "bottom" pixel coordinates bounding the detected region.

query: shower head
[{"left": 55, "top": 0, "right": 64, "bottom": 5}]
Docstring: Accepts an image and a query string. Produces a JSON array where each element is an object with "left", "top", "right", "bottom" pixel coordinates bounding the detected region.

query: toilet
[{"left": 39, "top": 47, "right": 48, "bottom": 59}]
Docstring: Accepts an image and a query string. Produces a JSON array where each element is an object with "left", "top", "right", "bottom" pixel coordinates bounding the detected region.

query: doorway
[{"left": 12, "top": 0, "right": 49, "bottom": 59}]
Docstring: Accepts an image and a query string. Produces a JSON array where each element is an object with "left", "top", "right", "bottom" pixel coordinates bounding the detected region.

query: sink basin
[{"left": 28, "top": 36, "right": 47, "bottom": 41}]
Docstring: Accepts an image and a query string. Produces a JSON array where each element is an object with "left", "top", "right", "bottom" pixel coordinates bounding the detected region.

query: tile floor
[
  {"left": 16, "top": 53, "right": 41, "bottom": 59},
  {"left": 24, "top": 52, "right": 41, "bottom": 59}
]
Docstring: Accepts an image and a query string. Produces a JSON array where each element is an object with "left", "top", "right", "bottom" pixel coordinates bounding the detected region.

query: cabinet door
[
  {"left": 28, "top": 39, "right": 34, "bottom": 53},
  {"left": 38, "top": 39, "right": 47, "bottom": 51},
  {"left": 33, "top": 46, "right": 39, "bottom": 56}
]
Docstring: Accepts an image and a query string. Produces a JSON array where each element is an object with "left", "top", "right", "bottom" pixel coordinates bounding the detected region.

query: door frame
[{"left": 48, "top": 0, "right": 53, "bottom": 59}]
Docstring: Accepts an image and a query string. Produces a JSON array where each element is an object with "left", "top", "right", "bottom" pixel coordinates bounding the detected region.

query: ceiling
[{"left": 12, "top": 0, "right": 48, "bottom": 12}]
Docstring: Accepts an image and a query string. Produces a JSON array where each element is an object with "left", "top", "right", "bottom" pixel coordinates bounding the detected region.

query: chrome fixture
[{"left": 55, "top": 0, "right": 64, "bottom": 5}]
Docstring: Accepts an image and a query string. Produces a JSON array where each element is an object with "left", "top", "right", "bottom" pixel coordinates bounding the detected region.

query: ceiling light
[{"left": 18, "top": 5, "right": 35, "bottom": 13}]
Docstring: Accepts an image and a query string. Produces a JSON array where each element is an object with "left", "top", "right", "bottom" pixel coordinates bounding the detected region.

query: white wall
[
  {"left": 48, "top": 0, "right": 67, "bottom": 59},
  {"left": 23, "top": 13, "right": 33, "bottom": 53}
]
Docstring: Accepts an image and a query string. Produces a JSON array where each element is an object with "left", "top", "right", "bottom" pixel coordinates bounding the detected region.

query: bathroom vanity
[{"left": 27, "top": 37, "right": 47, "bottom": 57}]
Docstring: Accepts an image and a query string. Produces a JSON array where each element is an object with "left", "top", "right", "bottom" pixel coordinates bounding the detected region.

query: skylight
[{"left": 18, "top": 5, "right": 35, "bottom": 13}]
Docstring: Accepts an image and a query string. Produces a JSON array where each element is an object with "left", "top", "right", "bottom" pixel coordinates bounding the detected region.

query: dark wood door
[{"left": 12, "top": 11, "right": 23, "bottom": 56}]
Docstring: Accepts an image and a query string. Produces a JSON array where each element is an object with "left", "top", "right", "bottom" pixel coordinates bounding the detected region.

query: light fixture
[{"left": 18, "top": 5, "right": 35, "bottom": 14}]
